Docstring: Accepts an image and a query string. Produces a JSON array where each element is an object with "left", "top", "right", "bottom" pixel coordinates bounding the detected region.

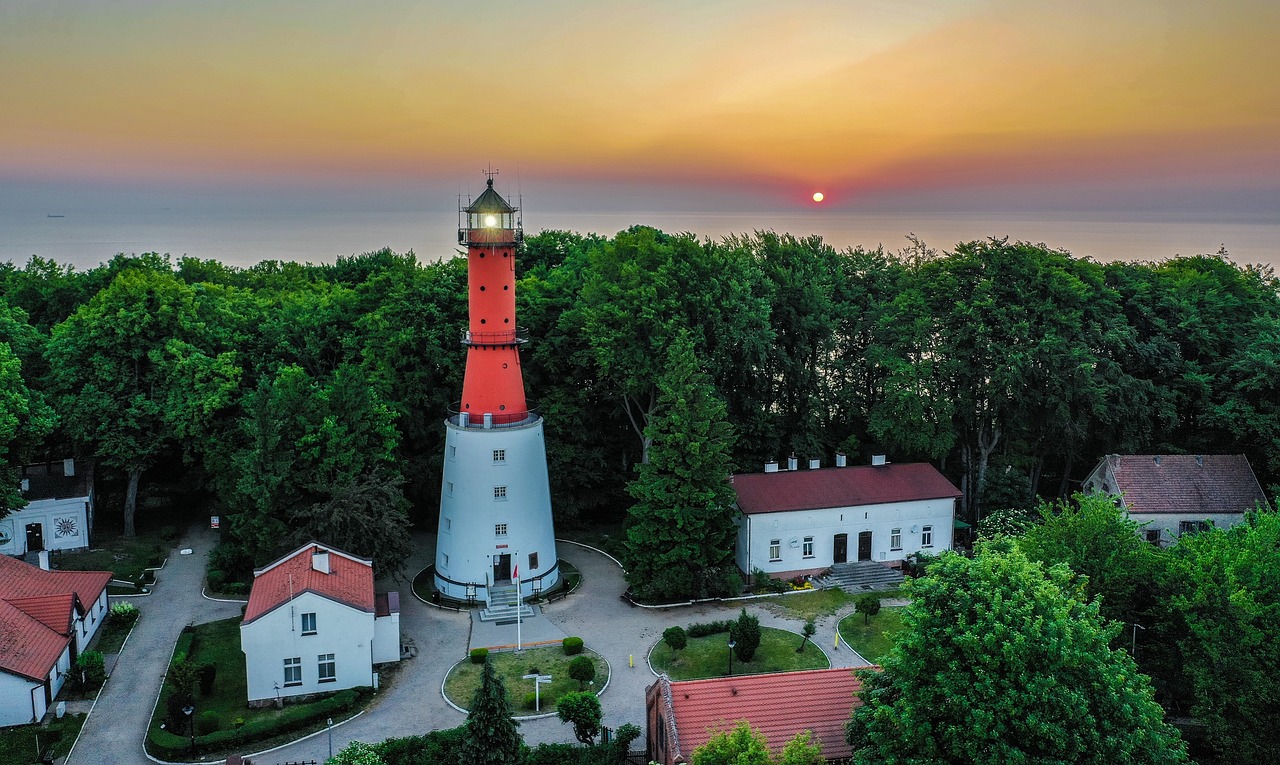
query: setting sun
[{"left": 812, "top": 192, "right": 824, "bottom": 202}]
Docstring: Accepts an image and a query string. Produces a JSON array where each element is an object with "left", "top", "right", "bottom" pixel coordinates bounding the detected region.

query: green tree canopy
[{"left": 847, "top": 544, "right": 1186, "bottom": 765}]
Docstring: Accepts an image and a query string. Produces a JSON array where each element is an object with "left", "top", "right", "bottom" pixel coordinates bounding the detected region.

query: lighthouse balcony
[
  {"left": 447, "top": 403, "right": 540, "bottom": 429},
  {"left": 461, "top": 327, "right": 530, "bottom": 347},
  {"left": 459, "top": 228, "right": 523, "bottom": 246}
]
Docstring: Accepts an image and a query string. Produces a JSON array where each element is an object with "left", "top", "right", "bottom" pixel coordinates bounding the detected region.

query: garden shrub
[
  {"left": 333, "top": 690, "right": 358, "bottom": 710},
  {"left": 198, "top": 663, "right": 216, "bottom": 696},
  {"left": 375, "top": 727, "right": 468, "bottom": 765},
  {"left": 730, "top": 608, "right": 761, "bottom": 662},
  {"left": 195, "top": 710, "right": 219, "bottom": 735},
  {"left": 75, "top": 650, "right": 106, "bottom": 690},
  {"left": 159, "top": 525, "right": 179, "bottom": 542},
  {"left": 662, "top": 625, "right": 688, "bottom": 651},
  {"left": 206, "top": 569, "right": 227, "bottom": 590},
  {"left": 686, "top": 619, "right": 733, "bottom": 638},
  {"left": 562, "top": 636, "right": 584, "bottom": 655},
  {"left": 568, "top": 656, "right": 596, "bottom": 688},
  {"left": 470, "top": 647, "right": 489, "bottom": 664},
  {"left": 109, "top": 601, "right": 139, "bottom": 623},
  {"left": 222, "top": 582, "right": 248, "bottom": 596}
]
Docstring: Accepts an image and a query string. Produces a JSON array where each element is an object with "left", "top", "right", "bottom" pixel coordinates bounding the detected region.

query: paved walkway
[{"left": 69, "top": 530, "right": 888, "bottom": 763}]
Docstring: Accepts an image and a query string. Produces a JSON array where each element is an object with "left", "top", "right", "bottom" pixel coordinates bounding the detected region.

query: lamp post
[
  {"left": 1131, "top": 623, "right": 1146, "bottom": 656},
  {"left": 727, "top": 638, "right": 737, "bottom": 676},
  {"left": 327, "top": 717, "right": 334, "bottom": 759},
  {"left": 523, "top": 674, "right": 552, "bottom": 712},
  {"left": 182, "top": 705, "right": 195, "bottom": 755}
]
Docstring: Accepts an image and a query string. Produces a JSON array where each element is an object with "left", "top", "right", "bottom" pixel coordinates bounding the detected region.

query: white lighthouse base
[{"left": 434, "top": 415, "right": 559, "bottom": 602}]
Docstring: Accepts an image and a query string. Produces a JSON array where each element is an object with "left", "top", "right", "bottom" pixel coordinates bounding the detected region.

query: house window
[
  {"left": 921, "top": 525, "right": 934, "bottom": 548},
  {"left": 769, "top": 539, "right": 782, "bottom": 562},
  {"left": 1145, "top": 529, "right": 1161, "bottom": 545},
  {"left": 495, "top": 523, "right": 508, "bottom": 536},
  {"left": 493, "top": 449, "right": 506, "bottom": 463},
  {"left": 301, "top": 612, "right": 317, "bottom": 635},
  {"left": 890, "top": 529, "right": 902, "bottom": 551},
  {"left": 1179, "top": 520, "right": 1212, "bottom": 536},
  {"left": 802, "top": 536, "right": 814, "bottom": 558},
  {"left": 318, "top": 654, "right": 336, "bottom": 683},
  {"left": 529, "top": 552, "right": 539, "bottom": 570},
  {"left": 283, "top": 657, "right": 302, "bottom": 686},
  {"left": 494, "top": 486, "right": 508, "bottom": 500}
]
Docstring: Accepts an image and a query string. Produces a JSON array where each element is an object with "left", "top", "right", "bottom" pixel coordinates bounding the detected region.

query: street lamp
[
  {"left": 523, "top": 673, "right": 552, "bottom": 712},
  {"left": 1131, "top": 623, "right": 1146, "bottom": 656},
  {"left": 727, "top": 638, "right": 737, "bottom": 676},
  {"left": 327, "top": 717, "right": 334, "bottom": 759},
  {"left": 182, "top": 705, "right": 195, "bottom": 754}
]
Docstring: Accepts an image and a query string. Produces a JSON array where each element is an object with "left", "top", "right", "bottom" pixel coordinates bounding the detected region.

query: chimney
[
  {"left": 63, "top": 458, "right": 75, "bottom": 477},
  {"left": 808, "top": 458, "right": 820, "bottom": 470},
  {"left": 312, "top": 549, "right": 331, "bottom": 574},
  {"left": 38, "top": 550, "right": 50, "bottom": 571},
  {"left": 1153, "top": 455, "right": 1161, "bottom": 466},
  {"left": 764, "top": 460, "right": 779, "bottom": 473},
  {"left": 835, "top": 453, "right": 847, "bottom": 467},
  {"left": 1195, "top": 455, "right": 1204, "bottom": 467},
  {"left": 787, "top": 455, "right": 798, "bottom": 471},
  {"left": 871, "top": 454, "right": 888, "bottom": 467}
]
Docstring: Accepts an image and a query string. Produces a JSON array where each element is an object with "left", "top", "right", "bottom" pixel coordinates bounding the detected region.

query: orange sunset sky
[{"left": 2, "top": 0, "right": 1278, "bottom": 214}]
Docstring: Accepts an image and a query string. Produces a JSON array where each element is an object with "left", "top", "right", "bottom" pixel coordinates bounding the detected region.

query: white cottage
[
  {"left": 0, "top": 459, "right": 93, "bottom": 557},
  {"left": 1082, "top": 454, "right": 1270, "bottom": 546},
  {"left": 239, "top": 543, "right": 399, "bottom": 706},
  {"left": 733, "top": 455, "right": 962, "bottom": 580},
  {"left": 0, "top": 554, "right": 110, "bottom": 727}
]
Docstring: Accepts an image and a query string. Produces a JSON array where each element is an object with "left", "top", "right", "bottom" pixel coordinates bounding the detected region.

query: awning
[{"left": 953, "top": 519, "right": 972, "bottom": 529}]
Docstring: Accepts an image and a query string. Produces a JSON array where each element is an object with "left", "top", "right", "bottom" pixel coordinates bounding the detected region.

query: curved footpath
[{"left": 69, "top": 531, "right": 879, "bottom": 764}]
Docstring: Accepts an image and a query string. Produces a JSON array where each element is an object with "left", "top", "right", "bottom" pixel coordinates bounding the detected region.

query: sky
[{"left": 2, "top": 0, "right": 1278, "bottom": 217}]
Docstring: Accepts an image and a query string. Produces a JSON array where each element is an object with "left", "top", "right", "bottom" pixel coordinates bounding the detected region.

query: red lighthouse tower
[{"left": 459, "top": 174, "right": 527, "bottom": 424}]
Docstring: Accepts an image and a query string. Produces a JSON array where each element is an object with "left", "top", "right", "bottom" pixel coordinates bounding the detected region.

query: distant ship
[{"left": 46, "top": 214, "right": 65, "bottom": 218}]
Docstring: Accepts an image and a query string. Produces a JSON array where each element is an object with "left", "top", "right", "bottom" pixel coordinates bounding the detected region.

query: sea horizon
[{"left": 2, "top": 206, "right": 1277, "bottom": 273}]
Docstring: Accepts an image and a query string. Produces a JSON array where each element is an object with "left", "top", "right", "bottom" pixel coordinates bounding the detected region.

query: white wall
[
  {"left": 1134, "top": 513, "right": 1245, "bottom": 546},
  {"left": 0, "top": 498, "right": 90, "bottom": 555},
  {"left": 744, "top": 497, "right": 956, "bottom": 576},
  {"left": 0, "top": 671, "right": 39, "bottom": 727},
  {"left": 75, "top": 590, "right": 110, "bottom": 655},
  {"left": 372, "top": 613, "right": 400, "bottom": 664},
  {"left": 436, "top": 417, "right": 559, "bottom": 600},
  {"left": 240, "top": 592, "right": 374, "bottom": 703}
]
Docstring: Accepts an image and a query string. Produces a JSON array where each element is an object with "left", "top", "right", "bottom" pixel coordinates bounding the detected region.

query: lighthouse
[{"left": 434, "top": 174, "right": 559, "bottom": 603}]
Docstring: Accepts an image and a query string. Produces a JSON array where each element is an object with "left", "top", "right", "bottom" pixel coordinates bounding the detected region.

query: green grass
[
  {"left": 146, "top": 617, "right": 367, "bottom": 758},
  {"left": 650, "top": 626, "right": 829, "bottom": 680},
  {"left": 837, "top": 607, "right": 907, "bottom": 663},
  {"left": 758, "top": 588, "right": 855, "bottom": 621},
  {"left": 53, "top": 531, "right": 166, "bottom": 582},
  {"left": 444, "top": 648, "right": 606, "bottom": 713},
  {"left": 93, "top": 611, "right": 139, "bottom": 654},
  {"left": 0, "top": 713, "right": 86, "bottom": 765}
]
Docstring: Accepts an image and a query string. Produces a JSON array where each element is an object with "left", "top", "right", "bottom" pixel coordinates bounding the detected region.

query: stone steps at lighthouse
[{"left": 479, "top": 584, "right": 536, "bottom": 622}]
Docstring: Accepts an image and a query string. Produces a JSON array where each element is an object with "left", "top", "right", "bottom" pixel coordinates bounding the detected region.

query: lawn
[
  {"left": 0, "top": 713, "right": 86, "bottom": 765},
  {"left": 837, "top": 607, "right": 907, "bottom": 663},
  {"left": 444, "top": 648, "right": 606, "bottom": 713},
  {"left": 52, "top": 530, "right": 168, "bottom": 582},
  {"left": 649, "top": 626, "right": 829, "bottom": 680},
  {"left": 146, "top": 617, "right": 368, "bottom": 759},
  {"left": 758, "top": 588, "right": 855, "bottom": 621}
]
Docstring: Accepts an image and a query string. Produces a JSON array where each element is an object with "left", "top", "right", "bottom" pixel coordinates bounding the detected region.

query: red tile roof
[
  {"left": 1103, "top": 454, "right": 1270, "bottom": 516},
  {"left": 660, "top": 668, "right": 865, "bottom": 761},
  {"left": 0, "top": 600, "right": 69, "bottom": 682},
  {"left": 243, "top": 543, "right": 375, "bottom": 625},
  {"left": 0, "top": 555, "right": 108, "bottom": 682},
  {"left": 732, "top": 463, "right": 961, "bottom": 514}
]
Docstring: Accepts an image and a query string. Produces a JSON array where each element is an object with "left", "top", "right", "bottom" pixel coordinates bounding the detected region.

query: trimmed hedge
[
  {"left": 146, "top": 687, "right": 369, "bottom": 760},
  {"left": 562, "top": 636, "right": 584, "bottom": 655},
  {"left": 686, "top": 619, "right": 733, "bottom": 638},
  {"left": 470, "top": 647, "right": 489, "bottom": 664}
]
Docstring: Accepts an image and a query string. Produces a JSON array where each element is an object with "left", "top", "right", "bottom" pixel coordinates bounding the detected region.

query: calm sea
[{"left": 1, "top": 208, "right": 1277, "bottom": 272}]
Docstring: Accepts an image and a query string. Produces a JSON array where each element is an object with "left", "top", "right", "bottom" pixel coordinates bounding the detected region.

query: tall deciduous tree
[
  {"left": 461, "top": 659, "right": 522, "bottom": 765},
  {"left": 692, "top": 722, "right": 824, "bottom": 765},
  {"left": 847, "top": 545, "right": 1186, "bottom": 764},
  {"left": 0, "top": 340, "right": 55, "bottom": 518},
  {"left": 623, "top": 331, "right": 738, "bottom": 601}
]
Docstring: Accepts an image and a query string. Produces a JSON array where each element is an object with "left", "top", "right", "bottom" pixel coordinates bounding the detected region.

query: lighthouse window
[
  {"left": 503, "top": 285, "right": 509, "bottom": 290},
  {"left": 494, "top": 486, "right": 508, "bottom": 500},
  {"left": 493, "top": 450, "right": 506, "bottom": 463},
  {"left": 529, "top": 552, "right": 539, "bottom": 570},
  {"left": 495, "top": 523, "right": 508, "bottom": 536},
  {"left": 444, "top": 517, "right": 452, "bottom": 530},
  {"left": 480, "top": 285, "right": 486, "bottom": 291}
]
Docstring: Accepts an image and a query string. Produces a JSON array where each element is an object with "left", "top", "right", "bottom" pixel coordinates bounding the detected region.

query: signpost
[{"left": 210, "top": 515, "right": 220, "bottom": 529}]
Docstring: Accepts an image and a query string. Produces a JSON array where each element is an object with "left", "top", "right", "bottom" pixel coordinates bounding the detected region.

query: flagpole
[{"left": 515, "top": 549, "right": 522, "bottom": 652}]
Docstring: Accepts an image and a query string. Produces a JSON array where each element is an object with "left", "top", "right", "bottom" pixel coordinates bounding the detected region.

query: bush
[
  {"left": 109, "top": 601, "right": 139, "bottom": 623},
  {"left": 75, "top": 650, "right": 107, "bottom": 690},
  {"left": 856, "top": 593, "right": 882, "bottom": 625},
  {"left": 523, "top": 691, "right": 539, "bottom": 710},
  {"left": 159, "top": 525, "right": 179, "bottom": 542},
  {"left": 198, "top": 663, "right": 216, "bottom": 696},
  {"left": 172, "top": 632, "right": 195, "bottom": 665},
  {"left": 562, "top": 636, "right": 584, "bottom": 655},
  {"left": 222, "top": 582, "right": 248, "bottom": 597},
  {"left": 376, "top": 727, "right": 468, "bottom": 765},
  {"left": 195, "top": 710, "right": 219, "bottom": 735},
  {"left": 687, "top": 619, "right": 734, "bottom": 638},
  {"left": 751, "top": 567, "right": 788, "bottom": 593},
  {"left": 568, "top": 656, "right": 596, "bottom": 688},
  {"left": 206, "top": 569, "right": 227, "bottom": 590},
  {"left": 333, "top": 690, "right": 358, "bottom": 710},
  {"left": 730, "top": 609, "right": 761, "bottom": 662},
  {"left": 663, "top": 625, "right": 688, "bottom": 651},
  {"left": 470, "top": 648, "right": 489, "bottom": 664},
  {"left": 147, "top": 546, "right": 165, "bottom": 567}
]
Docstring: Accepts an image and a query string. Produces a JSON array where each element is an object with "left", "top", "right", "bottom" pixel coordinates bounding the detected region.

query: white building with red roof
[
  {"left": 733, "top": 454, "right": 961, "bottom": 580},
  {"left": 0, "top": 554, "right": 111, "bottom": 727},
  {"left": 240, "top": 542, "right": 399, "bottom": 706},
  {"left": 1083, "top": 454, "right": 1270, "bottom": 546},
  {"left": 645, "top": 668, "right": 866, "bottom": 764}
]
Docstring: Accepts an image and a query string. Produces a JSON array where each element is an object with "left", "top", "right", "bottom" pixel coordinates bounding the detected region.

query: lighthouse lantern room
[{"left": 435, "top": 173, "right": 559, "bottom": 603}]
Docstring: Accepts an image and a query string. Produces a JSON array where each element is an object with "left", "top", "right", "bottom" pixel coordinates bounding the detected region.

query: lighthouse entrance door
[{"left": 493, "top": 554, "right": 512, "bottom": 583}]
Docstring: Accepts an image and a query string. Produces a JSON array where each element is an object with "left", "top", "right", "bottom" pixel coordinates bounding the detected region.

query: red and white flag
[{"left": 512, "top": 563, "right": 519, "bottom": 580}]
